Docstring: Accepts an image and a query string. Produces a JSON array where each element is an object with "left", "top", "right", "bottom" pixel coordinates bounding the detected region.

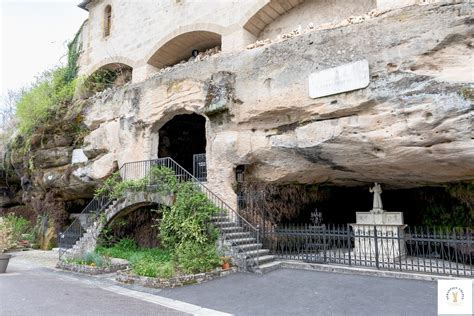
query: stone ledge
[
  {"left": 280, "top": 260, "right": 472, "bottom": 282},
  {"left": 116, "top": 267, "right": 237, "bottom": 288},
  {"left": 56, "top": 261, "right": 129, "bottom": 275}
]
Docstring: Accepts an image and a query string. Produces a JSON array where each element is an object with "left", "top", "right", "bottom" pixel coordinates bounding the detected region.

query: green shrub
[
  {"left": 160, "top": 182, "right": 219, "bottom": 248},
  {"left": 149, "top": 166, "right": 179, "bottom": 194},
  {"left": 174, "top": 241, "right": 221, "bottom": 274},
  {"left": 96, "top": 238, "right": 138, "bottom": 259},
  {"left": 83, "top": 68, "right": 118, "bottom": 94},
  {"left": 129, "top": 249, "right": 174, "bottom": 277},
  {"left": 16, "top": 67, "right": 77, "bottom": 135},
  {"left": 3, "top": 213, "right": 31, "bottom": 243},
  {"left": 131, "top": 258, "right": 175, "bottom": 278},
  {"left": 155, "top": 262, "right": 175, "bottom": 278},
  {"left": 83, "top": 251, "right": 107, "bottom": 267},
  {"left": 94, "top": 166, "right": 179, "bottom": 200}
]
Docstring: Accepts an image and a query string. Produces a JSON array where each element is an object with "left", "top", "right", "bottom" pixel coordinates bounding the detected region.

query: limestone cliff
[{"left": 1, "top": 3, "right": 472, "bottom": 224}]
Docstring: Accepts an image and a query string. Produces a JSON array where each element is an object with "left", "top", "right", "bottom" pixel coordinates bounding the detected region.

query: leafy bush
[
  {"left": 0, "top": 217, "right": 14, "bottom": 252},
  {"left": 4, "top": 213, "right": 31, "bottom": 242},
  {"left": 83, "top": 251, "right": 107, "bottom": 267},
  {"left": 131, "top": 256, "right": 174, "bottom": 278},
  {"left": 82, "top": 68, "right": 118, "bottom": 94},
  {"left": 174, "top": 241, "right": 221, "bottom": 274},
  {"left": 160, "top": 182, "right": 219, "bottom": 248},
  {"left": 0, "top": 214, "right": 32, "bottom": 252},
  {"left": 96, "top": 237, "right": 138, "bottom": 259},
  {"left": 16, "top": 67, "right": 77, "bottom": 135},
  {"left": 94, "top": 166, "right": 178, "bottom": 200}
]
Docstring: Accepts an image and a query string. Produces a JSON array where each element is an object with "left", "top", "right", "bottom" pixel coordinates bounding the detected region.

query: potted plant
[
  {"left": 0, "top": 253, "right": 11, "bottom": 273},
  {"left": 221, "top": 256, "right": 231, "bottom": 270}
]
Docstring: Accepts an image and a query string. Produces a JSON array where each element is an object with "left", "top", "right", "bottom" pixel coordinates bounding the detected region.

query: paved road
[
  {"left": 156, "top": 269, "right": 438, "bottom": 316},
  {"left": 1, "top": 251, "right": 439, "bottom": 316},
  {"left": 0, "top": 255, "right": 189, "bottom": 316}
]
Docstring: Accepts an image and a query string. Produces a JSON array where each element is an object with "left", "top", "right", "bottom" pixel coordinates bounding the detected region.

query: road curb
[{"left": 278, "top": 261, "right": 472, "bottom": 282}]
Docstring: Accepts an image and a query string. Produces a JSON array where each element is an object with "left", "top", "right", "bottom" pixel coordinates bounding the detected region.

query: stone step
[
  {"left": 225, "top": 232, "right": 252, "bottom": 239},
  {"left": 242, "top": 249, "right": 270, "bottom": 258},
  {"left": 255, "top": 261, "right": 281, "bottom": 274},
  {"left": 211, "top": 215, "right": 230, "bottom": 222},
  {"left": 213, "top": 221, "right": 237, "bottom": 228},
  {"left": 250, "top": 254, "right": 276, "bottom": 265},
  {"left": 220, "top": 226, "right": 244, "bottom": 233},
  {"left": 229, "top": 237, "right": 256, "bottom": 245},
  {"left": 237, "top": 243, "right": 262, "bottom": 251}
]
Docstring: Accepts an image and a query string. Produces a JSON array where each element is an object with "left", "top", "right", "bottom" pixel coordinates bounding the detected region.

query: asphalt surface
[
  {"left": 0, "top": 258, "right": 188, "bottom": 316},
  {"left": 1, "top": 251, "right": 439, "bottom": 316},
  {"left": 156, "top": 269, "right": 438, "bottom": 316}
]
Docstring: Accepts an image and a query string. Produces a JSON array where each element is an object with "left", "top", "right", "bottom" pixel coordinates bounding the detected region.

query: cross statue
[{"left": 369, "top": 182, "right": 383, "bottom": 213}]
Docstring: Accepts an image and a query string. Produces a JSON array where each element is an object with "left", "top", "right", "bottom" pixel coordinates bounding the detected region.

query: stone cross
[{"left": 369, "top": 182, "right": 383, "bottom": 213}]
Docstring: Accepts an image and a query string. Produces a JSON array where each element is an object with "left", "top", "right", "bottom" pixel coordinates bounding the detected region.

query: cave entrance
[
  {"left": 237, "top": 183, "right": 472, "bottom": 228},
  {"left": 158, "top": 113, "right": 206, "bottom": 176}
]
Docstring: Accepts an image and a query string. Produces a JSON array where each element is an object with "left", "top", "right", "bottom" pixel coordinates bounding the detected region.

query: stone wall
[
  {"left": 259, "top": 0, "right": 376, "bottom": 40},
  {"left": 116, "top": 267, "right": 237, "bottom": 288},
  {"left": 78, "top": 0, "right": 439, "bottom": 82}
]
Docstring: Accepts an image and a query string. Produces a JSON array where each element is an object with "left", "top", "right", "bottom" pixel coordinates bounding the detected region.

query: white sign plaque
[{"left": 309, "top": 60, "right": 370, "bottom": 98}]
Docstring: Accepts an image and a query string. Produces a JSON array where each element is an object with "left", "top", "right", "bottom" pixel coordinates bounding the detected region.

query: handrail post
[
  {"left": 374, "top": 225, "right": 379, "bottom": 269},
  {"left": 256, "top": 224, "right": 260, "bottom": 270}
]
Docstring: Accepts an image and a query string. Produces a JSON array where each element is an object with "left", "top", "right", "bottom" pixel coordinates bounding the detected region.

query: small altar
[{"left": 350, "top": 183, "right": 406, "bottom": 259}]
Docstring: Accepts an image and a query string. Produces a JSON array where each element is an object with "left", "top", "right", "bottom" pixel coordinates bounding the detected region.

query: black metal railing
[
  {"left": 58, "top": 195, "right": 112, "bottom": 258},
  {"left": 59, "top": 157, "right": 260, "bottom": 270},
  {"left": 193, "top": 153, "right": 207, "bottom": 182},
  {"left": 262, "top": 224, "right": 473, "bottom": 277}
]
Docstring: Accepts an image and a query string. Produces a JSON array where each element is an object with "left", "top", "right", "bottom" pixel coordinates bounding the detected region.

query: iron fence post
[
  {"left": 374, "top": 225, "right": 379, "bottom": 269},
  {"left": 347, "top": 224, "right": 352, "bottom": 266},
  {"left": 323, "top": 225, "right": 327, "bottom": 263},
  {"left": 256, "top": 224, "right": 260, "bottom": 269}
]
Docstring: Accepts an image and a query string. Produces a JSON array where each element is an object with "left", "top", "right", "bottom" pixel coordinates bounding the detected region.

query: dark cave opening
[
  {"left": 238, "top": 183, "right": 472, "bottom": 228},
  {"left": 158, "top": 113, "right": 206, "bottom": 174}
]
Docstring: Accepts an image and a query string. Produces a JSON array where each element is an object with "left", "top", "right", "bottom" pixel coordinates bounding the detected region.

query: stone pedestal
[{"left": 351, "top": 211, "right": 406, "bottom": 259}]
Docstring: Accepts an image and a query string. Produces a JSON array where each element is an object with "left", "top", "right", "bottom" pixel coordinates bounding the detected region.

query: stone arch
[
  {"left": 240, "top": 0, "right": 305, "bottom": 37},
  {"left": 71, "top": 191, "right": 174, "bottom": 257},
  {"left": 85, "top": 56, "right": 136, "bottom": 77},
  {"left": 145, "top": 23, "right": 225, "bottom": 69}
]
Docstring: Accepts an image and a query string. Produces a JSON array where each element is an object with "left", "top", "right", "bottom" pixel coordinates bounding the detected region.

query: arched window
[{"left": 104, "top": 5, "right": 112, "bottom": 37}]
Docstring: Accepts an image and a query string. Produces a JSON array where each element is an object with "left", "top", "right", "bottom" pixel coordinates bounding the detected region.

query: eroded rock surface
[{"left": 3, "top": 3, "right": 473, "bottom": 213}]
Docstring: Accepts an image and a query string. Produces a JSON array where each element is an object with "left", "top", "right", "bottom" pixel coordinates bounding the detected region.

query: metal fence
[
  {"left": 193, "top": 153, "right": 207, "bottom": 182},
  {"left": 263, "top": 224, "right": 473, "bottom": 277}
]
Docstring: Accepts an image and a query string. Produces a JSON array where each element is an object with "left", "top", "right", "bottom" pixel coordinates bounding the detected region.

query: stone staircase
[
  {"left": 62, "top": 199, "right": 120, "bottom": 259},
  {"left": 211, "top": 214, "right": 280, "bottom": 274}
]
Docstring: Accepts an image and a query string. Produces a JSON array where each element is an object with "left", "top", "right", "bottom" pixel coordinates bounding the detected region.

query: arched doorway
[
  {"left": 147, "top": 30, "right": 222, "bottom": 68},
  {"left": 158, "top": 113, "right": 206, "bottom": 177}
]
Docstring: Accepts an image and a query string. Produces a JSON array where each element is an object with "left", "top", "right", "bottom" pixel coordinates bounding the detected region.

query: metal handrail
[
  {"left": 120, "top": 157, "right": 259, "bottom": 231},
  {"left": 58, "top": 195, "right": 112, "bottom": 258}
]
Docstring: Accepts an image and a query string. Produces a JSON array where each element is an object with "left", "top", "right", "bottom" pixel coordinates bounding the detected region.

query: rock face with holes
[
  {"left": 72, "top": 3, "right": 473, "bottom": 207},
  {"left": 2, "top": 2, "right": 472, "bottom": 222}
]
